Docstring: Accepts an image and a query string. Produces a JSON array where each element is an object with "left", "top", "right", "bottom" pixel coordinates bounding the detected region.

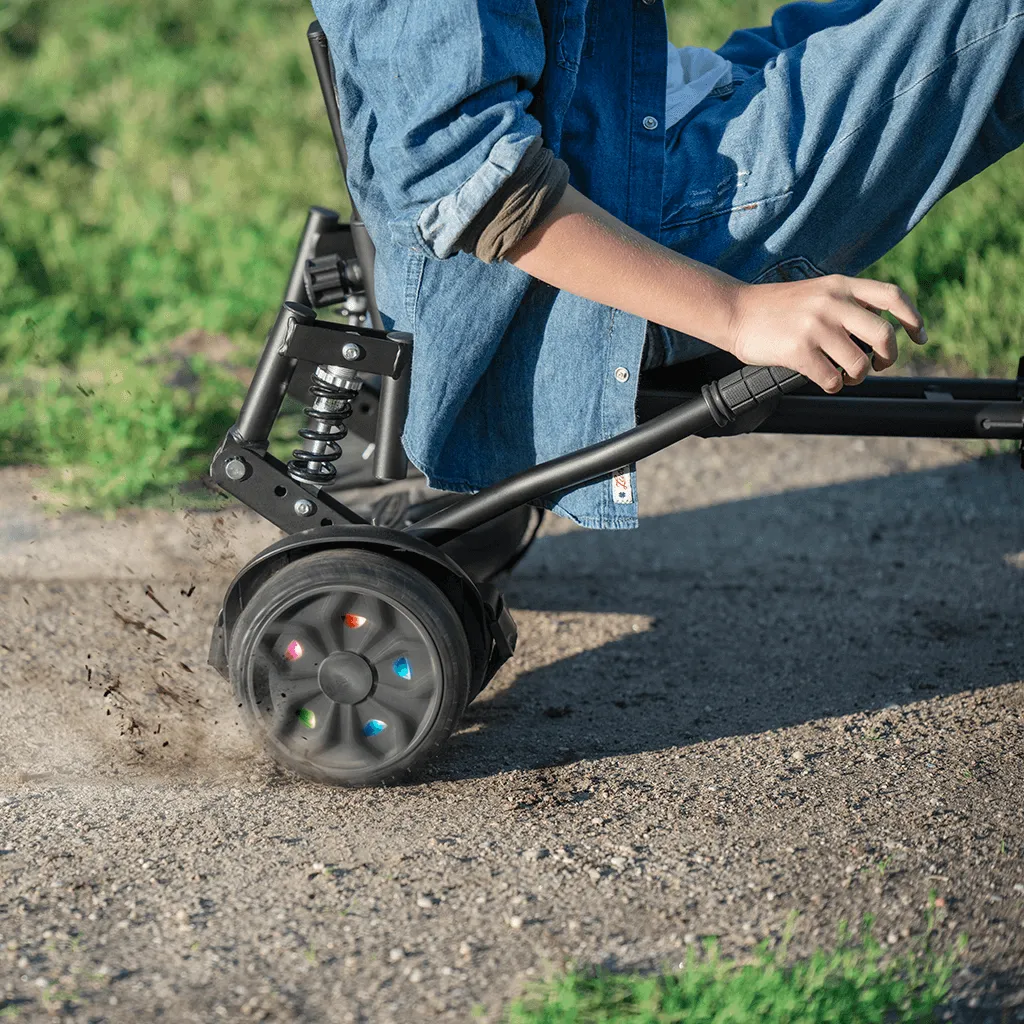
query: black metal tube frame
[
  {"left": 211, "top": 301, "right": 412, "bottom": 534},
  {"left": 226, "top": 222, "right": 1022, "bottom": 545},
  {"left": 224, "top": 284, "right": 1022, "bottom": 544},
  {"left": 640, "top": 377, "right": 1023, "bottom": 439},
  {"left": 409, "top": 369, "right": 1021, "bottom": 539},
  {"left": 307, "top": 21, "right": 408, "bottom": 482},
  {"left": 235, "top": 211, "right": 336, "bottom": 442}
]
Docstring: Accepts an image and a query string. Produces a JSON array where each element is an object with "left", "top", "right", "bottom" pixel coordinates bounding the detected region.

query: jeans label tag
[{"left": 612, "top": 470, "right": 633, "bottom": 505}]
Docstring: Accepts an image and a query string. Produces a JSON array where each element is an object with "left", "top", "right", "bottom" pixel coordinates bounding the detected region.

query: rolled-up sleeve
[{"left": 312, "top": 0, "right": 547, "bottom": 260}]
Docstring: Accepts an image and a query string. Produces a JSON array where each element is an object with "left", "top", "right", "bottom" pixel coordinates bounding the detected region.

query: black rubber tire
[{"left": 229, "top": 548, "right": 471, "bottom": 786}]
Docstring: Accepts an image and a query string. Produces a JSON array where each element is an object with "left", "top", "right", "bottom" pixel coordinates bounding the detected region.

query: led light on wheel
[
  {"left": 345, "top": 614, "right": 367, "bottom": 629},
  {"left": 284, "top": 639, "right": 304, "bottom": 662},
  {"left": 393, "top": 656, "right": 411, "bottom": 679},
  {"left": 362, "top": 719, "right": 387, "bottom": 737},
  {"left": 297, "top": 707, "right": 316, "bottom": 729}
]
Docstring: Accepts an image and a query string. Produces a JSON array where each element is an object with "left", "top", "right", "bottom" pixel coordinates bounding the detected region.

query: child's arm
[
  {"left": 506, "top": 184, "right": 927, "bottom": 393},
  {"left": 312, "top": 1, "right": 923, "bottom": 392}
]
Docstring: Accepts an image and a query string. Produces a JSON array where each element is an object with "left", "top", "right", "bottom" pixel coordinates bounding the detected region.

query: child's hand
[{"left": 726, "top": 275, "right": 927, "bottom": 393}]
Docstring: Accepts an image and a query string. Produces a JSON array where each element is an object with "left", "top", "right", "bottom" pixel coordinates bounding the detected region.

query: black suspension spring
[{"left": 287, "top": 365, "right": 362, "bottom": 487}]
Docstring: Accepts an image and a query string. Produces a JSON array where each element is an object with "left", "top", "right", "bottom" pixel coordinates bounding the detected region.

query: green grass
[
  {"left": 0, "top": 351, "right": 240, "bottom": 508},
  {"left": 0, "top": 0, "right": 340, "bottom": 366},
  {"left": 2, "top": 0, "right": 1023, "bottom": 509},
  {"left": 506, "top": 924, "right": 961, "bottom": 1024}
]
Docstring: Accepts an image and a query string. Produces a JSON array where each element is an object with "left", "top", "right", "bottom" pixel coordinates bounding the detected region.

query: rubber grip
[{"left": 702, "top": 365, "right": 807, "bottom": 427}]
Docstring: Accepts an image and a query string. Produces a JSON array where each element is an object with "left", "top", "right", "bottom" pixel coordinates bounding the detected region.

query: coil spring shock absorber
[{"left": 287, "top": 364, "right": 363, "bottom": 486}]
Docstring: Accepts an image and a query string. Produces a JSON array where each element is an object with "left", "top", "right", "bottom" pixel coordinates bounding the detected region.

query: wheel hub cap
[{"left": 318, "top": 651, "right": 374, "bottom": 704}]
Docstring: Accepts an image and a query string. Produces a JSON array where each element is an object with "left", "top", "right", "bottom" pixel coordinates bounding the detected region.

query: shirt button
[
  {"left": 641, "top": 0, "right": 657, "bottom": 5},
  {"left": 614, "top": 366, "right": 630, "bottom": 383},
  {"left": 642, "top": 115, "right": 658, "bottom": 130}
]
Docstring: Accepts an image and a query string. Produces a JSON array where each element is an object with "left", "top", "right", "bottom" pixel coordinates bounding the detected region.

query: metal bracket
[
  {"left": 281, "top": 312, "right": 411, "bottom": 380},
  {"left": 210, "top": 435, "right": 367, "bottom": 535}
]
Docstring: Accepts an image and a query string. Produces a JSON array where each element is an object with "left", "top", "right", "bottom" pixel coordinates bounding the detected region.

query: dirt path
[{"left": 1, "top": 434, "right": 1022, "bottom": 1022}]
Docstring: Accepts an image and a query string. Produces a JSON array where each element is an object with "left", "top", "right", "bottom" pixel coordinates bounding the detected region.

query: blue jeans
[{"left": 647, "top": 0, "right": 1024, "bottom": 367}]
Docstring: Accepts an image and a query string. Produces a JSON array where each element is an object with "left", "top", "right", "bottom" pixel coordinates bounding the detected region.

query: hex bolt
[
  {"left": 293, "top": 498, "right": 316, "bottom": 517},
  {"left": 224, "top": 456, "right": 248, "bottom": 481},
  {"left": 341, "top": 342, "right": 363, "bottom": 362}
]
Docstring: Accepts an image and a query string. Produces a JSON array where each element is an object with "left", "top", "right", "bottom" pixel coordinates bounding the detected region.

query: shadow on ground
[{"left": 431, "top": 452, "right": 1023, "bottom": 780}]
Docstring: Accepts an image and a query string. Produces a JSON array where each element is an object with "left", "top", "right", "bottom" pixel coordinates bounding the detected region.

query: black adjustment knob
[
  {"left": 303, "top": 254, "right": 364, "bottom": 308},
  {"left": 303, "top": 254, "right": 347, "bottom": 308}
]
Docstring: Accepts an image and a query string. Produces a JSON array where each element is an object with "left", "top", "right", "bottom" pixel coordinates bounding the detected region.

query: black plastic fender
[{"left": 207, "top": 524, "right": 516, "bottom": 700}]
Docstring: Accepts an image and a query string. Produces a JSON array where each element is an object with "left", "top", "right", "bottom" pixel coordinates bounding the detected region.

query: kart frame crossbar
[{"left": 211, "top": 292, "right": 1024, "bottom": 544}]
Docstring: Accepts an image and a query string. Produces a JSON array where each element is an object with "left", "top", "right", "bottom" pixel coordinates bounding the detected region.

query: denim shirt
[{"left": 310, "top": 0, "right": 668, "bottom": 528}]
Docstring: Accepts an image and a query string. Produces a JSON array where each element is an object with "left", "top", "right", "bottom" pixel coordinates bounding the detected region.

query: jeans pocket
[{"left": 752, "top": 255, "right": 827, "bottom": 284}]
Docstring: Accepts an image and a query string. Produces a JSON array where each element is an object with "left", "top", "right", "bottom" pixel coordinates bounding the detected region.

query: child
[{"left": 312, "top": 0, "right": 1017, "bottom": 528}]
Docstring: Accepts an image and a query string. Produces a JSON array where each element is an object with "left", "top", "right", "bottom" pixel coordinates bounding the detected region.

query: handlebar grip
[{"left": 702, "top": 365, "right": 807, "bottom": 427}]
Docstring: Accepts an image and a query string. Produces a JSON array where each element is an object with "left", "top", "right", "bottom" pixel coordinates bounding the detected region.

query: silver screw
[
  {"left": 341, "top": 342, "right": 363, "bottom": 362},
  {"left": 293, "top": 498, "right": 315, "bottom": 517},
  {"left": 224, "top": 457, "right": 248, "bottom": 481}
]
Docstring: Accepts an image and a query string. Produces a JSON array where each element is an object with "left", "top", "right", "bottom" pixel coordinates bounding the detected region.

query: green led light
[{"left": 297, "top": 707, "right": 316, "bottom": 729}]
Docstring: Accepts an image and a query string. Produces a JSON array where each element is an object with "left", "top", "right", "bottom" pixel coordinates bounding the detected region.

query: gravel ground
[{"left": 1, "top": 433, "right": 1023, "bottom": 1023}]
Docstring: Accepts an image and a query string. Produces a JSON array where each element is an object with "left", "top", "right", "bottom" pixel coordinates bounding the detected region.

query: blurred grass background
[{"left": 2, "top": 0, "right": 1022, "bottom": 510}]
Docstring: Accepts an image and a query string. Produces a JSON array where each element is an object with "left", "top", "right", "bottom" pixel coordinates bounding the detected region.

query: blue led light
[
  {"left": 362, "top": 718, "right": 387, "bottom": 737},
  {"left": 392, "top": 656, "right": 411, "bottom": 680}
]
